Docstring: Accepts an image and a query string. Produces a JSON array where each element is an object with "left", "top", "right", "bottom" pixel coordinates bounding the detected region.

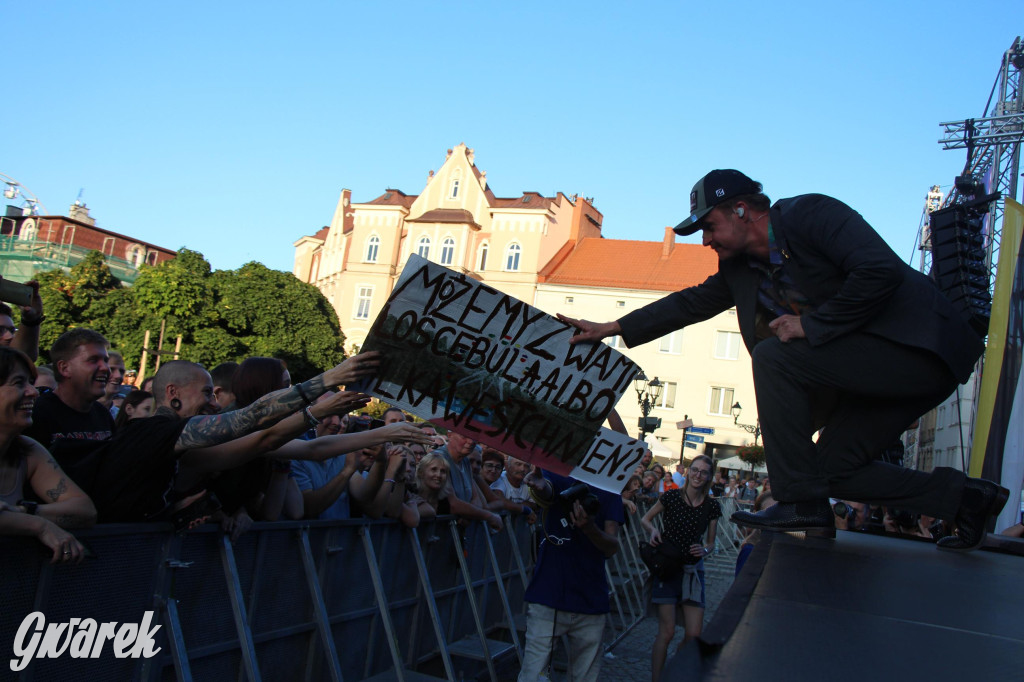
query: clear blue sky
[{"left": 3, "top": 2, "right": 1019, "bottom": 273}]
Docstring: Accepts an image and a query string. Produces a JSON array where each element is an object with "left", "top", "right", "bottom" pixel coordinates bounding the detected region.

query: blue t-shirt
[
  {"left": 291, "top": 455, "right": 351, "bottom": 521},
  {"left": 524, "top": 473, "right": 624, "bottom": 614}
]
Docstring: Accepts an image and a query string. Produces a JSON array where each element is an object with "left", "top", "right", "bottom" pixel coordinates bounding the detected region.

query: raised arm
[
  {"left": 175, "top": 352, "right": 380, "bottom": 452},
  {"left": 179, "top": 391, "right": 371, "bottom": 474}
]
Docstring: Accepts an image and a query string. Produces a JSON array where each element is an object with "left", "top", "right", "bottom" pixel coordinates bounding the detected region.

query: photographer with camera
[
  {"left": 640, "top": 455, "right": 721, "bottom": 682},
  {"left": 516, "top": 466, "right": 623, "bottom": 682}
]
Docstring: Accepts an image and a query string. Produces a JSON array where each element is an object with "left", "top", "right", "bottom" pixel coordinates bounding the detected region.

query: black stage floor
[{"left": 666, "top": 530, "right": 1024, "bottom": 682}]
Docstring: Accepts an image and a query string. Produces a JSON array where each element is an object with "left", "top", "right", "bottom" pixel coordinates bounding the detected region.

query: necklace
[{"left": 683, "top": 488, "right": 703, "bottom": 508}]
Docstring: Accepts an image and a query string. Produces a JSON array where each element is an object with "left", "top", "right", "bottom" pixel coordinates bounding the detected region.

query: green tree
[
  {"left": 214, "top": 262, "right": 345, "bottom": 379},
  {"left": 33, "top": 248, "right": 346, "bottom": 378},
  {"left": 34, "top": 251, "right": 123, "bottom": 362}
]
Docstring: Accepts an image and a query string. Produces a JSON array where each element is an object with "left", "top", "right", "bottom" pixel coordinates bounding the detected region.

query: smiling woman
[{"left": 0, "top": 347, "right": 98, "bottom": 564}]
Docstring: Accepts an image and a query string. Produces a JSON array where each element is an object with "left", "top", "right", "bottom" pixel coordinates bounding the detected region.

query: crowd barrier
[{"left": 2, "top": 508, "right": 656, "bottom": 682}]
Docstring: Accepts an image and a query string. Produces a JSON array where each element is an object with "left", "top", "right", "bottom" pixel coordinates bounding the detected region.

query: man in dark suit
[{"left": 560, "top": 170, "right": 1007, "bottom": 552}]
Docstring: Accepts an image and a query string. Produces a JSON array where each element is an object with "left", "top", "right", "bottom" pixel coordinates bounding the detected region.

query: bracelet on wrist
[
  {"left": 303, "top": 406, "right": 320, "bottom": 428},
  {"left": 295, "top": 383, "right": 312, "bottom": 405}
]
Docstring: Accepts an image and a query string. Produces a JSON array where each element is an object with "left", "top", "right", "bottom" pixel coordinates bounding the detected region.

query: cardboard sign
[{"left": 357, "top": 255, "right": 646, "bottom": 491}]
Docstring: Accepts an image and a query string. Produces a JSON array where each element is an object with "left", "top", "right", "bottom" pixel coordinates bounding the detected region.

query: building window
[
  {"left": 505, "top": 242, "right": 521, "bottom": 271},
  {"left": 354, "top": 286, "right": 374, "bottom": 320},
  {"left": 656, "top": 382, "right": 677, "bottom": 409},
  {"left": 936, "top": 406, "right": 945, "bottom": 429},
  {"left": 659, "top": 331, "right": 682, "bottom": 354},
  {"left": 126, "top": 244, "right": 145, "bottom": 268},
  {"left": 714, "top": 330, "right": 742, "bottom": 360},
  {"left": 477, "top": 242, "right": 488, "bottom": 270},
  {"left": 416, "top": 236, "right": 431, "bottom": 260},
  {"left": 708, "top": 386, "right": 735, "bottom": 416},
  {"left": 565, "top": 296, "right": 574, "bottom": 304},
  {"left": 364, "top": 235, "right": 380, "bottom": 263},
  {"left": 449, "top": 179, "right": 460, "bottom": 199},
  {"left": 440, "top": 237, "right": 455, "bottom": 265},
  {"left": 604, "top": 335, "right": 625, "bottom": 349},
  {"left": 616, "top": 300, "right": 626, "bottom": 308}
]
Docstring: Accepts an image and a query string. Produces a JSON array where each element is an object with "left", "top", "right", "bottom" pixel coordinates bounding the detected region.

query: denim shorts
[{"left": 651, "top": 560, "right": 705, "bottom": 608}]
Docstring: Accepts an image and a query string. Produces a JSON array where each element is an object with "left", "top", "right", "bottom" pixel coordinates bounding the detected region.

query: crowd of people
[{"left": 0, "top": 300, "right": 562, "bottom": 561}]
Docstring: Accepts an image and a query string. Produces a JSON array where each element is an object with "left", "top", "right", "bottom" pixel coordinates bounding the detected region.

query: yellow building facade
[{"left": 294, "top": 144, "right": 758, "bottom": 467}]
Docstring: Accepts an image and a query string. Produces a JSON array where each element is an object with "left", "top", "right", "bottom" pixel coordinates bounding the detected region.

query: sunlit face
[
  {"left": 421, "top": 459, "right": 449, "bottom": 492},
  {"left": 700, "top": 206, "right": 750, "bottom": 260},
  {"left": 0, "top": 315, "right": 16, "bottom": 347},
  {"left": 1, "top": 364, "right": 38, "bottom": 432},
  {"left": 106, "top": 356, "right": 126, "bottom": 395},
  {"left": 174, "top": 370, "right": 219, "bottom": 417},
  {"left": 59, "top": 343, "right": 110, "bottom": 401},
  {"left": 126, "top": 397, "right": 155, "bottom": 420}
]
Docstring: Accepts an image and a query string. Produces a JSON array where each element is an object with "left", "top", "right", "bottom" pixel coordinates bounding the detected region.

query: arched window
[
  {"left": 364, "top": 234, "right": 380, "bottom": 263},
  {"left": 477, "top": 241, "right": 489, "bottom": 271},
  {"left": 416, "top": 236, "right": 431, "bottom": 260},
  {"left": 126, "top": 244, "right": 145, "bottom": 268},
  {"left": 440, "top": 237, "right": 455, "bottom": 265},
  {"left": 19, "top": 219, "right": 37, "bottom": 241},
  {"left": 504, "top": 242, "right": 522, "bottom": 271}
]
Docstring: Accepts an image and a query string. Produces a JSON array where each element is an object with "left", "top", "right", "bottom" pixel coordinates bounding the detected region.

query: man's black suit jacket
[{"left": 617, "top": 194, "right": 983, "bottom": 384}]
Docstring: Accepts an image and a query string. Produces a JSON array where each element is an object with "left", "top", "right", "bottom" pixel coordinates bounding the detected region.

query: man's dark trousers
[{"left": 752, "top": 332, "right": 966, "bottom": 518}]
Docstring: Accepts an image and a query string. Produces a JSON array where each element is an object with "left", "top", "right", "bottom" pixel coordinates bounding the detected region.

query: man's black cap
[{"left": 673, "top": 170, "right": 762, "bottom": 236}]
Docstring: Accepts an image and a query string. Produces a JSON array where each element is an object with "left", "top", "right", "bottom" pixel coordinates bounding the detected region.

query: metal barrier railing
[{"left": 1, "top": 508, "right": 652, "bottom": 681}]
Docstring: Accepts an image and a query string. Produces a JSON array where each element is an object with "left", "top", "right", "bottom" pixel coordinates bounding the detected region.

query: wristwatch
[{"left": 17, "top": 500, "right": 39, "bottom": 515}]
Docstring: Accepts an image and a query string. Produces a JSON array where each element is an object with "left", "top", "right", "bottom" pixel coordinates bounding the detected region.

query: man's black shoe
[
  {"left": 937, "top": 478, "right": 1009, "bottom": 552},
  {"left": 731, "top": 499, "right": 835, "bottom": 537}
]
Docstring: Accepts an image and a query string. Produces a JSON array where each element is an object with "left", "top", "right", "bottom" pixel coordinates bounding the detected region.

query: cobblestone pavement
[{"left": 493, "top": 557, "right": 736, "bottom": 681}]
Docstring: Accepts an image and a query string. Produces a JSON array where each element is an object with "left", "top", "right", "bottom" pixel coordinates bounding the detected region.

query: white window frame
[
  {"left": 354, "top": 286, "right": 374, "bottom": 320},
  {"left": 504, "top": 242, "right": 521, "bottom": 271},
  {"left": 364, "top": 234, "right": 380, "bottom": 263},
  {"left": 449, "top": 178, "right": 460, "bottom": 199},
  {"left": 416, "top": 236, "right": 431, "bottom": 260},
  {"left": 714, "top": 330, "right": 742, "bottom": 360},
  {"left": 655, "top": 381, "right": 677, "bottom": 409},
  {"left": 659, "top": 331, "right": 682, "bottom": 355},
  {"left": 477, "top": 241, "right": 488, "bottom": 271},
  {"left": 708, "top": 386, "right": 735, "bottom": 417},
  {"left": 440, "top": 236, "right": 456, "bottom": 265}
]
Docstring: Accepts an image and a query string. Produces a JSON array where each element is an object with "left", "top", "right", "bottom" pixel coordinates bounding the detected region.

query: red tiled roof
[
  {"left": 313, "top": 226, "right": 330, "bottom": 241},
  {"left": 491, "top": 191, "right": 552, "bottom": 209},
  {"left": 364, "top": 189, "right": 417, "bottom": 207},
  {"left": 407, "top": 208, "right": 480, "bottom": 227},
  {"left": 539, "top": 238, "right": 718, "bottom": 292}
]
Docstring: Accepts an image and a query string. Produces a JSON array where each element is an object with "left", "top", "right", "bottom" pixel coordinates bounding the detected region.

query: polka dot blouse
[{"left": 660, "top": 489, "right": 722, "bottom": 548}]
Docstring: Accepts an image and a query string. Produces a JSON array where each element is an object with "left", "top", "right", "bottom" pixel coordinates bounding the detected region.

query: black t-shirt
[
  {"left": 25, "top": 392, "right": 114, "bottom": 490},
  {"left": 89, "top": 413, "right": 190, "bottom": 522},
  {"left": 660, "top": 489, "right": 722, "bottom": 549}
]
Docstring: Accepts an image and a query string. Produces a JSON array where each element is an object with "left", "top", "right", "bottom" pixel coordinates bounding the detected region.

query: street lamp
[
  {"left": 731, "top": 402, "right": 761, "bottom": 445},
  {"left": 635, "top": 371, "right": 664, "bottom": 441}
]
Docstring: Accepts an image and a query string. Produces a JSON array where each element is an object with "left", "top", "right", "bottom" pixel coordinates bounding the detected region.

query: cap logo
[
  {"left": 689, "top": 190, "right": 698, "bottom": 212},
  {"left": 715, "top": 188, "right": 725, "bottom": 198}
]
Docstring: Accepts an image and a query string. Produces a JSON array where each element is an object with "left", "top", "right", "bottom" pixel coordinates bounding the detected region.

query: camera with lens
[{"left": 559, "top": 483, "right": 601, "bottom": 518}]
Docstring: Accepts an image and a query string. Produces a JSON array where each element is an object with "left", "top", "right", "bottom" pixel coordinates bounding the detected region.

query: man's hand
[
  {"left": 556, "top": 315, "right": 621, "bottom": 346},
  {"left": 523, "top": 465, "right": 546, "bottom": 491},
  {"left": 768, "top": 314, "right": 805, "bottom": 342},
  {"left": 19, "top": 280, "right": 43, "bottom": 322},
  {"left": 569, "top": 500, "right": 594, "bottom": 529},
  {"left": 310, "top": 391, "right": 371, "bottom": 420},
  {"left": 380, "top": 423, "right": 437, "bottom": 446},
  {"left": 323, "top": 351, "right": 382, "bottom": 387}
]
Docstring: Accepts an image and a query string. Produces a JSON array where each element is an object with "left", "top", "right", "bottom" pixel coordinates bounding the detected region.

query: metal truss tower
[{"left": 921, "top": 36, "right": 1024, "bottom": 278}]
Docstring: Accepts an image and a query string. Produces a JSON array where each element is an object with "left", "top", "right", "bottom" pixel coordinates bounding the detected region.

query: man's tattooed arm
[{"left": 175, "top": 377, "right": 327, "bottom": 451}]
